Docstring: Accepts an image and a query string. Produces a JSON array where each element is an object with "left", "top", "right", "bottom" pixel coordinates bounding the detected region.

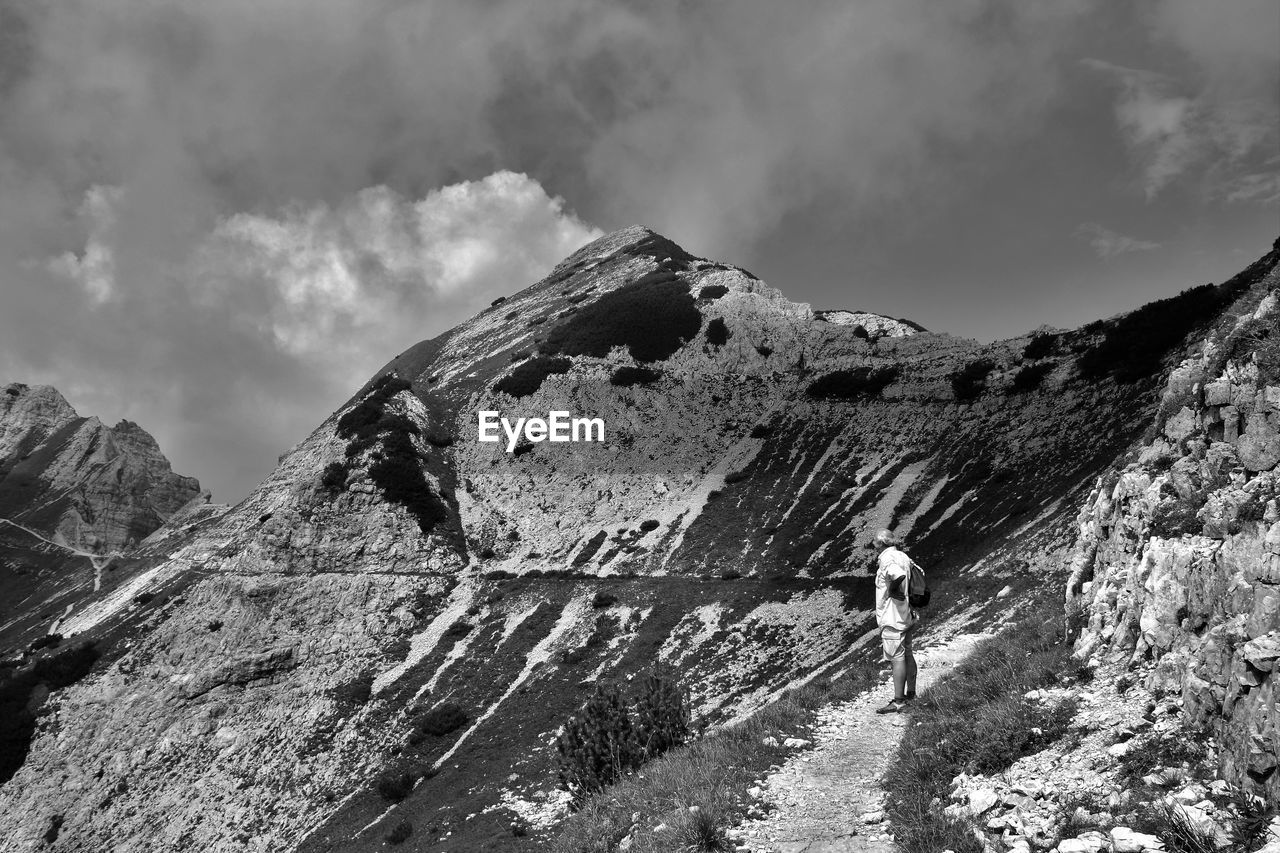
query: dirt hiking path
[{"left": 732, "top": 633, "right": 983, "bottom": 853}]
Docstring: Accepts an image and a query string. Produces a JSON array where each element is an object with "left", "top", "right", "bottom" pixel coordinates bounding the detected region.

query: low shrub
[
  {"left": 414, "top": 703, "right": 468, "bottom": 738},
  {"left": 806, "top": 366, "right": 900, "bottom": 399},
  {"left": 555, "top": 672, "right": 690, "bottom": 806},
  {"left": 321, "top": 461, "right": 347, "bottom": 493},
  {"left": 444, "top": 621, "right": 472, "bottom": 639},
  {"left": 592, "top": 591, "right": 618, "bottom": 609},
  {"left": 368, "top": 430, "right": 448, "bottom": 534},
  {"left": 755, "top": 344, "right": 773, "bottom": 357},
  {"left": 1024, "top": 333, "right": 1058, "bottom": 359},
  {"left": 749, "top": 423, "right": 773, "bottom": 439},
  {"left": 610, "top": 366, "right": 661, "bottom": 387},
  {"left": 376, "top": 771, "right": 416, "bottom": 802},
  {"left": 494, "top": 356, "right": 573, "bottom": 398},
  {"left": 386, "top": 820, "right": 413, "bottom": 844},
  {"left": 1079, "top": 281, "right": 1242, "bottom": 383},
  {"left": 705, "top": 318, "right": 729, "bottom": 347},
  {"left": 638, "top": 519, "right": 660, "bottom": 533},
  {"left": 950, "top": 358, "right": 994, "bottom": 401},
  {"left": 0, "top": 642, "right": 99, "bottom": 785},
  {"left": 723, "top": 469, "right": 749, "bottom": 484},
  {"left": 697, "top": 284, "right": 729, "bottom": 300},
  {"left": 1011, "top": 361, "right": 1055, "bottom": 392},
  {"left": 542, "top": 275, "right": 701, "bottom": 363},
  {"left": 29, "top": 634, "right": 61, "bottom": 651}
]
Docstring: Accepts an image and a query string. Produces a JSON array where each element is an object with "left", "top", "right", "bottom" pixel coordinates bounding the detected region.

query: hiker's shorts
[{"left": 880, "top": 624, "right": 915, "bottom": 662}]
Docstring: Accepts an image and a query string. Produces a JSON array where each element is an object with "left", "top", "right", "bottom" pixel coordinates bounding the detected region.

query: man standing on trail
[{"left": 872, "top": 529, "right": 918, "bottom": 714}]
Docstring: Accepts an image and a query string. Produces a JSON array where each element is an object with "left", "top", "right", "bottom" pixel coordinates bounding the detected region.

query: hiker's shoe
[
  {"left": 903, "top": 691, "right": 917, "bottom": 702},
  {"left": 875, "top": 700, "right": 906, "bottom": 714}
]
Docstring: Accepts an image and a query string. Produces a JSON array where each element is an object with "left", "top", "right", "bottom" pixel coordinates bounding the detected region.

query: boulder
[
  {"left": 1110, "top": 827, "right": 1165, "bottom": 852},
  {"left": 1239, "top": 433, "right": 1280, "bottom": 471}
]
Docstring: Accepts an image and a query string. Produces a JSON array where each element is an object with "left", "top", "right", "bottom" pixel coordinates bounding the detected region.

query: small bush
[
  {"left": 638, "top": 519, "right": 660, "bottom": 533},
  {"left": 415, "top": 703, "right": 468, "bottom": 738},
  {"left": 543, "top": 275, "right": 701, "bottom": 363},
  {"left": 321, "top": 461, "right": 347, "bottom": 493},
  {"left": 950, "top": 358, "right": 994, "bottom": 401},
  {"left": 494, "top": 356, "right": 573, "bottom": 398},
  {"left": 1011, "top": 361, "right": 1054, "bottom": 392},
  {"left": 705, "top": 318, "right": 729, "bottom": 347},
  {"left": 852, "top": 325, "right": 869, "bottom": 339},
  {"left": 1024, "top": 333, "right": 1058, "bottom": 359},
  {"left": 806, "top": 366, "right": 900, "bottom": 399},
  {"left": 444, "top": 621, "right": 472, "bottom": 639},
  {"left": 749, "top": 423, "right": 773, "bottom": 439},
  {"left": 29, "top": 634, "right": 62, "bottom": 651},
  {"left": 719, "top": 569, "right": 743, "bottom": 580},
  {"left": 723, "top": 469, "right": 749, "bottom": 484},
  {"left": 611, "top": 366, "right": 661, "bottom": 387},
  {"left": 1149, "top": 494, "right": 1204, "bottom": 538},
  {"left": 491, "top": 296, "right": 507, "bottom": 306},
  {"left": 376, "top": 771, "right": 416, "bottom": 802},
  {"left": 555, "top": 673, "right": 690, "bottom": 807},
  {"left": 368, "top": 430, "right": 448, "bottom": 534},
  {"left": 755, "top": 344, "right": 773, "bottom": 357},
  {"left": 592, "top": 591, "right": 618, "bottom": 609},
  {"left": 386, "top": 820, "right": 413, "bottom": 844},
  {"left": 697, "top": 285, "right": 729, "bottom": 300}
]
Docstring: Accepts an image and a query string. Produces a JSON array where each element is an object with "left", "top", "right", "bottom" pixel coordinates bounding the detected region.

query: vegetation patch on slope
[
  {"left": 494, "top": 356, "right": 574, "bottom": 398},
  {"left": 542, "top": 274, "right": 702, "bottom": 363},
  {"left": 331, "top": 373, "right": 449, "bottom": 534},
  {"left": 805, "top": 365, "right": 900, "bottom": 399},
  {"left": 882, "top": 616, "right": 1082, "bottom": 853},
  {"left": 0, "top": 642, "right": 100, "bottom": 784}
]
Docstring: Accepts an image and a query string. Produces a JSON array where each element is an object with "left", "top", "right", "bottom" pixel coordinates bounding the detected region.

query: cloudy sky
[{"left": 0, "top": 0, "right": 1276, "bottom": 502}]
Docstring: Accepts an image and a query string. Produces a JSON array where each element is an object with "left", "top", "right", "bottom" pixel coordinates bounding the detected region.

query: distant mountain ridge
[{"left": 0, "top": 228, "right": 1274, "bottom": 852}]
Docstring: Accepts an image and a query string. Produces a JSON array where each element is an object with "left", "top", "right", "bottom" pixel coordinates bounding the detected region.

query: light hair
[{"left": 874, "top": 529, "right": 901, "bottom": 547}]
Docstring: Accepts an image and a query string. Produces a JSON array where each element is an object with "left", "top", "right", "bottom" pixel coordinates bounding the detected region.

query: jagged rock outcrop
[
  {"left": 0, "top": 228, "right": 1261, "bottom": 852},
  {"left": 0, "top": 384, "right": 206, "bottom": 652},
  {"left": 0, "top": 384, "right": 203, "bottom": 554},
  {"left": 1068, "top": 242, "right": 1280, "bottom": 801}
]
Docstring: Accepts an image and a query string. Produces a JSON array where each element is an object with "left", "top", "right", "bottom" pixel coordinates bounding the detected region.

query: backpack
[{"left": 908, "top": 559, "right": 931, "bottom": 608}]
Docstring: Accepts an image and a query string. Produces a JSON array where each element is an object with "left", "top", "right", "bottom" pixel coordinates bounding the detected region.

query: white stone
[
  {"left": 1110, "top": 827, "right": 1165, "bottom": 852},
  {"left": 968, "top": 788, "right": 999, "bottom": 814}
]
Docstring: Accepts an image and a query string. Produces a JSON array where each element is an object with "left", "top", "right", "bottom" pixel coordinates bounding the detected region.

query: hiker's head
[{"left": 874, "top": 529, "right": 901, "bottom": 549}]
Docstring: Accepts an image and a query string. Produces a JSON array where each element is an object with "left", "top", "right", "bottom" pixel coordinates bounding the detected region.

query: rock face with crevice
[
  {"left": 1068, "top": 244, "right": 1280, "bottom": 802},
  {"left": 0, "top": 228, "right": 1272, "bottom": 852}
]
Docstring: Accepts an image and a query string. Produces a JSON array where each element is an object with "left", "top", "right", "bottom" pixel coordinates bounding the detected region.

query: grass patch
[
  {"left": 883, "top": 616, "right": 1080, "bottom": 853},
  {"left": 551, "top": 666, "right": 878, "bottom": 853}
]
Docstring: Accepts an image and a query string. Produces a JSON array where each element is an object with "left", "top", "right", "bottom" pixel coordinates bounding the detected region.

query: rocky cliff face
[
  {"left": 0, "top": 227, "right": 1257, "bottom": 852},
  {"left": 0, "top": 384, "right": 205, "bottom": 647},
  {"left": 1068, "top": 241, "right": 1280, "bottom": 802}
]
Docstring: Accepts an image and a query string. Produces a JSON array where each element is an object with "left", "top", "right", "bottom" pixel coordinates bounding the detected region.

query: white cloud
[
  {"left": 197, "top": 171, "right": 599, "bottom": 371},
  {"left": 46, "top": 185, "right": 124, "bottom": 304},
  {"left": 1083, "top": 0, "right": 1279, "bottom": 201},
  {"left": 1075, "top": 222, "right": 1162, "bottom": 258}
]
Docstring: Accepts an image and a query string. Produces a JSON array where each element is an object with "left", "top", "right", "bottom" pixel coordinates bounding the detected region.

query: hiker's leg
[
  {"left": 904, "top": 627, "right": 917, "bottom": 695},
  {"left": 891, "top": 656, "right": 908, "bottom": 701}
]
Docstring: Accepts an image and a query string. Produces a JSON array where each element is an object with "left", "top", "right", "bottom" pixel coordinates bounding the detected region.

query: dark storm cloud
[{"left": 0, "top": 0, "right": 1275, "bottom": 501}]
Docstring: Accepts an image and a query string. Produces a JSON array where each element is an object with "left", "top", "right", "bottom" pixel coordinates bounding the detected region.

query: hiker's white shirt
[{"left": 875, "top": 545, "right": 917, "bottom": 631}]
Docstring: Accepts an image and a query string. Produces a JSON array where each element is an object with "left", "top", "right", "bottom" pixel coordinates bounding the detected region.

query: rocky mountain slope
[
  {"left": 0, "top": 384, "right": 205, "bottom": 647},
  {"left": 0, "top": 227, "right": 1270, "bottom": 852}
]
